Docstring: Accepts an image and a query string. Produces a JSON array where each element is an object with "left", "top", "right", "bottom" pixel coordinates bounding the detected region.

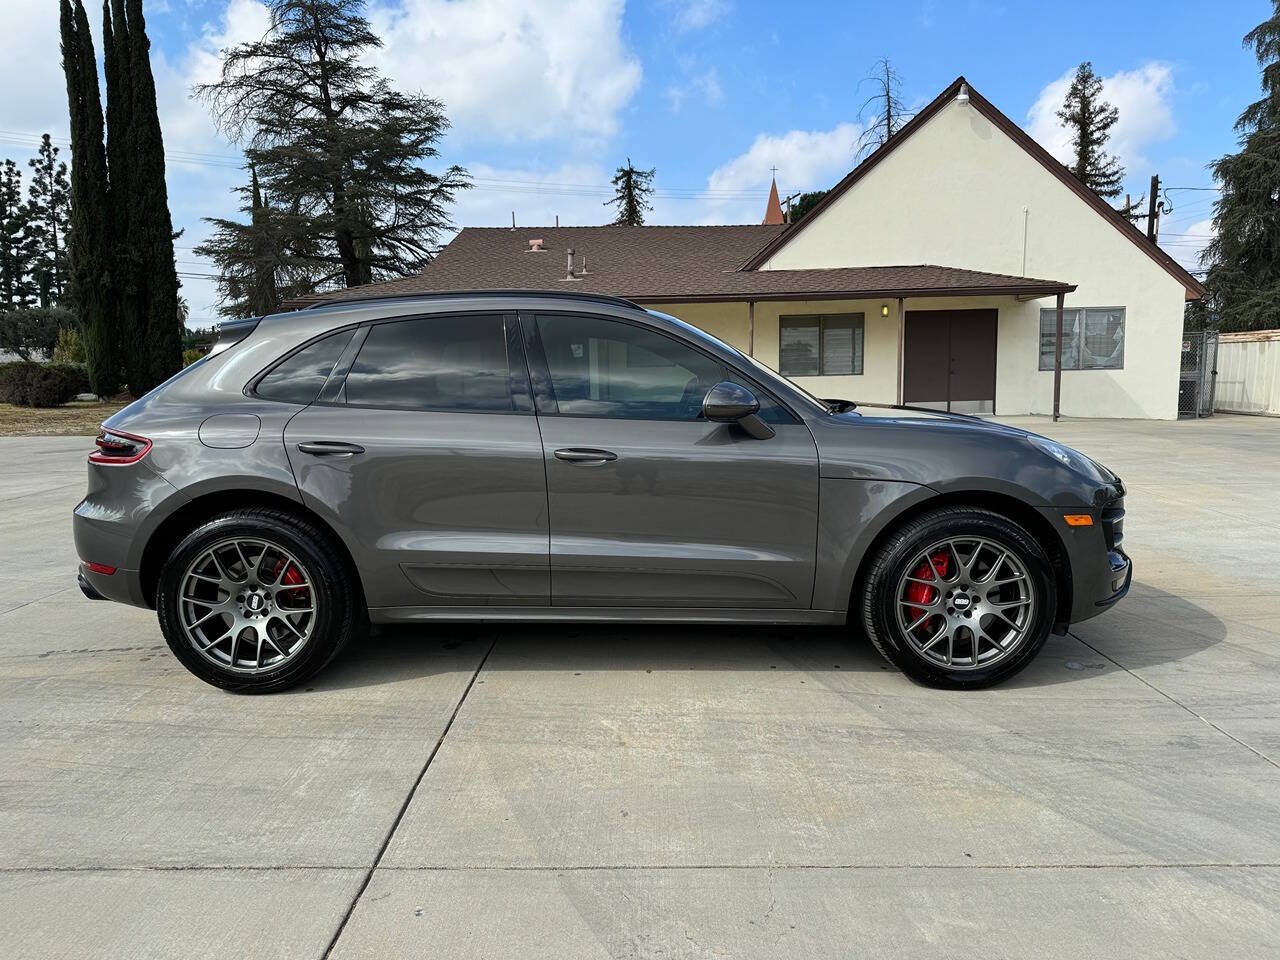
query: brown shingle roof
[{"left": 288, "top": 224, "right": 1074, "bottom": 308}]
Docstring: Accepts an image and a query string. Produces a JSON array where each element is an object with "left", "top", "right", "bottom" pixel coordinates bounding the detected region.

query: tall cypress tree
[
  {"left": 25, "top": 135, "right": 72, "bottom": 307},
  {"left": 102, "top": 0, "right": 180, "bottom": 393},
  {"left": 1203, "top": 3, "right": 1280, "bottom": 332},
  {"left": 102, "top": 0, "right": 137, "bottom": 380},
  {"left": 60, "top": 0, "right": 119, "bottom": 396}
]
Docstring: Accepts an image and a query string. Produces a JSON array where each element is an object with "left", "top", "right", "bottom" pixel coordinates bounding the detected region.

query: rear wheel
[
  {"left": 859, "top": 507, "right": 1057, "bottom": 688},
  {"left": 156, "top": 509, "right": 359, "bottom": 693}
]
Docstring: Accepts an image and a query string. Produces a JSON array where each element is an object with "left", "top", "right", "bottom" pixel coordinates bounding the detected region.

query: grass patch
[{"left": 0, "top": 399, "right": 128, "bottom": 436}]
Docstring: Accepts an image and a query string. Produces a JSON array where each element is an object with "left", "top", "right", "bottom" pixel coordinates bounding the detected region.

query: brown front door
[{"left": 903, "top": 309, "right": 998, "bottom": 414}]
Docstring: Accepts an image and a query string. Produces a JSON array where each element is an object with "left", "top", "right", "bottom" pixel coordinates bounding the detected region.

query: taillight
[{"left": 89, "top": 428, "right": 152, "bottom": 465}]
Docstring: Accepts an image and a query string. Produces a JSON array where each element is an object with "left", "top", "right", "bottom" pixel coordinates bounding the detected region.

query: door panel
[
  {"left": 947, "top": 310, "right": 998, "bottom": 414},
  {"left": 285, "top": 407, "right": 548, "bottom": 608},
  {"left": 282, "top": 312, "right": 548, "bottom": 609},
  {"left": 527, "top": 311, "right": 820, "bottom": 609},
  {"left": 903, "top": 312, "right": 951, "bottom": 410},
  {"left": 538, "top": 417, "right": 819, "bottom": 606}
]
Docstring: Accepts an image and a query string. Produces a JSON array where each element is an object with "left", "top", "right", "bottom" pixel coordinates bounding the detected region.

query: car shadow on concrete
[{"left": 307, "top": 580, "right": 1224, "bottom": 693}]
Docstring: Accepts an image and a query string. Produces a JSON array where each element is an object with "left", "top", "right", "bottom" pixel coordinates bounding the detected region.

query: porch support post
[
  {"left": 748, "top": 300, "right": 755, "bottom": 357},
  {"left": 1052, "top": 291, "right": 1065, "bottom": 422},
  {"left": 895, "top": 297, "right": 906, "bottom": 405}
]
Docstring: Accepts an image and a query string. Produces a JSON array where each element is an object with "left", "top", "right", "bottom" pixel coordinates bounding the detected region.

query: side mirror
[{"left": 702, "top": 381, "right": 775, "bottom": 440}]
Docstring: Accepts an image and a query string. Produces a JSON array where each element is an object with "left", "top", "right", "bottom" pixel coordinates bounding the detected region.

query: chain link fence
[{"left": 1178, "top": 330, "right": 1218, "bottom": 418}]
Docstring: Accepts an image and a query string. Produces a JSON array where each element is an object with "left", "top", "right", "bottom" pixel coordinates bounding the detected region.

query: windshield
[{"left": 646, "top": 309, "right": 831, "bottom": 415}]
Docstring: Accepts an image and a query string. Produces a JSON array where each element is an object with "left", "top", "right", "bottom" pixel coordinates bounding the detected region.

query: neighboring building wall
[
  {"left": 1215, "top": 330, "right": 1280, "bottom": 416},
  {"left": 754, "top": 97, "right": 1188, "bottom": 419}
]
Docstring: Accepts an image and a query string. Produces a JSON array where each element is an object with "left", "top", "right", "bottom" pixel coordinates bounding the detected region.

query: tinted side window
[
  {"left": 256, "top": 329, "right": 356, "bottom": 405},
  {"left": 537, "top": 313, "right": 725, "bottom": 420},
  {"left": 343, "top": 314, "right": 512, "bottom": 412}
]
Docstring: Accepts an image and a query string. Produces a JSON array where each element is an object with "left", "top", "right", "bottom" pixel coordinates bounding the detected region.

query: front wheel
[
  {"left": 156, "top": 509, "right": 360, "bottom": 693},
  {"left": 859, "top": 507, "right": 1057, "bottom": 688}
]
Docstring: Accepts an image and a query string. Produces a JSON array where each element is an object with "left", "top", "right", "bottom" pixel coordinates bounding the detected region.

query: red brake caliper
[
  {"left": 271, "top": 559, "right": 307, "bottom": 603},
  {"left": 904, "top": 551, "right": 950, "bottom": 631}
]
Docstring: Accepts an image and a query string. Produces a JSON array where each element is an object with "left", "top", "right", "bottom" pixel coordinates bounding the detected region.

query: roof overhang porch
[{"left": 638, "top": 279, "right": 1078, "bottom": 419}]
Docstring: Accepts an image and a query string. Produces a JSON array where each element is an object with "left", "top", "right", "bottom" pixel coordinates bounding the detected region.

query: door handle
[
  {"left": 296, "top": 441, "right": 365, "bottom": 456},
  {"left": 554, "top": 447, "right": 617, "bottom": 464}
]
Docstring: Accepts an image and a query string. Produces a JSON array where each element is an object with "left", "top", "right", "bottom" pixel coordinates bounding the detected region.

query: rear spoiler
[{"left": 209, "top": 317, "right": 260, "bottom": 356}]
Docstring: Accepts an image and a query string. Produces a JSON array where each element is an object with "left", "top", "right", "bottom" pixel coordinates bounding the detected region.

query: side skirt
[{"left": 369, "top": 606, "right": 847, "bottom": 626}]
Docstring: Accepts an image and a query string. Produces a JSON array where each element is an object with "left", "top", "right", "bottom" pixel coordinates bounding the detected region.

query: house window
[
  {"left": 779, "top": 314, "right": 864, "bottom": 376},
  {"left": 1039, "top": 307, "right": 1125, "bottom": 371}
]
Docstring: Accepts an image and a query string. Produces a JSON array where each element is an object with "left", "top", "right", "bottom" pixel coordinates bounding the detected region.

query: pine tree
[
  {"left": 605, "top": 158, "right": 655, "bottom": 226},
  {"left": 1202, "top": 3, "right": 1280, "bottom": 332},
  {"left": 195, "top": 165, "right": 321, "bottom": 317},
  {"left": 0, "top": 159, "right": 35, "bottom": 310},
  {"left": 788, "top": 190, "right": 828, "bottom": 224},
  {"left": 195, "top": 0, "right": 468, "bottom": 293},
  {"left": 1057, "top": 62, "right": 1125, "bottom": 200},
  {"left": 25, "top": 135, "right": 71, "bottom": 307},
  {"left": 60, "top": 0, "right": 119, "bottom": 396},
  {"left": 855, "top": 59, "right": 915, "bottom": 160}
]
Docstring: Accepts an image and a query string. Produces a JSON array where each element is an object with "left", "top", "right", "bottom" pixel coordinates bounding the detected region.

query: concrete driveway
[{"left": 1, "top": 415, "right": 1277, "bottom": 958}]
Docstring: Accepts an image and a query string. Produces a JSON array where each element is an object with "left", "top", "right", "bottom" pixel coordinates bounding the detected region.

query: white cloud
[
  {"left": 659, "top": 0, "right": 731, "bottom": 32},
  {"left": 366, "top": 0, "right": 641, "bottom": 144},
  {"left": 665, "top": 66, "right": 723, "bottom": 113},
  {"left": 684, "top": 122, "right": 859, "bottom": 223},
  {"left": 1026, "top": 62, "right": 1176, "bottom": 176}
]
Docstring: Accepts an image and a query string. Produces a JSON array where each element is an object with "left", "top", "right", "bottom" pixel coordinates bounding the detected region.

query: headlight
[{"left": 1027, "top": 436, "right": 1110, "bottom": 483}]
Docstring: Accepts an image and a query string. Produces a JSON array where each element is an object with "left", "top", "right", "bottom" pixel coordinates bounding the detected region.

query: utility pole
[{"left": 1146, "top": 174, "right": 1160, "bottom": 241}]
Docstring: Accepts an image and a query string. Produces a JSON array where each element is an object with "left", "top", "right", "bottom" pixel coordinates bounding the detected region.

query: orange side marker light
[{"left": 1063, "top": 514, "right": 1094, "bottom": 527}]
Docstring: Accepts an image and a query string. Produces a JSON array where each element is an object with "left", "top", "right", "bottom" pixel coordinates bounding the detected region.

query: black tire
[
  {"left": 157, "top": 508, "right": 361, "bottom": 693},
  {"left": 858, "top": 506, "right": 1057, "bottom": 689}
]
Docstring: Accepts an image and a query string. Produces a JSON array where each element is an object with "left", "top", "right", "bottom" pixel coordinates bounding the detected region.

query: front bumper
[
  {"left": 1040, "top": 479, "right": 1131, "bottom": 627},
  {"left": 1094, "top": 550, "right": 1132, "bottom": 609}
]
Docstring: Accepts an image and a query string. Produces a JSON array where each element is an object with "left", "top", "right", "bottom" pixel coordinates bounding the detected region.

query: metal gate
[{"left": 1178, "top": 330, "right": 1218, "bottom": 418}]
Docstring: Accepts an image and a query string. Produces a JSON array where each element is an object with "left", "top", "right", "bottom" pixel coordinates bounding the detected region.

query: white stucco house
[{"left": 296, "top": 76, "right": 1204, "bottom": 419}]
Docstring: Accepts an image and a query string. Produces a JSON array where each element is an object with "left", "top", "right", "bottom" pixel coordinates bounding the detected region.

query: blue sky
[{"left": 0, "top": 0, "right": 1270, "bottom": 324}]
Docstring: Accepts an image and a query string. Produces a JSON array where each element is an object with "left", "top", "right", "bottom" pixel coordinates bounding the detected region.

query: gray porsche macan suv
[{"left": 73, "top": 291, "right": 1130, "bottom": 692}]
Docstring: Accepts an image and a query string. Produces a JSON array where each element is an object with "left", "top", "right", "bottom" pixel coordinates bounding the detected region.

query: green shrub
[
  {"left": 182, "top": 347, "right": 206, "bottom": 367},
  {"left": 0, "top": 361, "right": 86, "bottom": 407},
  {"left": 52, "top": 327, "right": 87, "bottom": 366},
  {"left": 48, "top": 363, "right": 91, "bottom": 396}
]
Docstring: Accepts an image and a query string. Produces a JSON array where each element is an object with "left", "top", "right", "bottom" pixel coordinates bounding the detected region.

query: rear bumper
[
  {"left": 77, "top": 571, "right": 106, "bottom": 601},
  {"left": 76, "top": 561, "right": 149, "bottom": 607}
]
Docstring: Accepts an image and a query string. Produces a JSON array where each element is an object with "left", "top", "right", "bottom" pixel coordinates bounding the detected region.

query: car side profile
[{"left": 73, "top": 291, "right": 1130, "bottom": 692}]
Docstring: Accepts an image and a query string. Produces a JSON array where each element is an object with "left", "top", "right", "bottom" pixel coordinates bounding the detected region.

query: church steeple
[{"left": 762, "top": 175, "right": 785, "bottom": 225}]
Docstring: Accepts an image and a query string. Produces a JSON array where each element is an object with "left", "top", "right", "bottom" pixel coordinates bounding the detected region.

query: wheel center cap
[{"left": 953, "top": 594, "right": 972, "bottom": 610}]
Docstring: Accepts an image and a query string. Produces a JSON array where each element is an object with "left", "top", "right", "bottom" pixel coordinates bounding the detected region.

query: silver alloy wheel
[
  {"left": 894, "top": 535, "right": 1036, "bottom": 670},
  {"left": 177, "top": 537, "right": 317, "bottom": 674}
]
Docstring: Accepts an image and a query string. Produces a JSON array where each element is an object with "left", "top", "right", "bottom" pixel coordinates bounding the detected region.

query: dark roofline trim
[
  {"left": 634, "top": 282, "right": 1076, "bottom": 304},
  {"left": 285, "top": 280, "right": 1075, "bottom": 311},
  {"left": 740, "top": 76, "right": 1206, "bottom": 301}
]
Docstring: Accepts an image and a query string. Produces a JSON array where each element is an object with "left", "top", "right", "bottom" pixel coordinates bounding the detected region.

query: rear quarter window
[
  {"left": 341, "top": 314, "right": 513, "bottom": 412},
  {"left": 255, "top": 329, "right": 356, "bottom": 405}
]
